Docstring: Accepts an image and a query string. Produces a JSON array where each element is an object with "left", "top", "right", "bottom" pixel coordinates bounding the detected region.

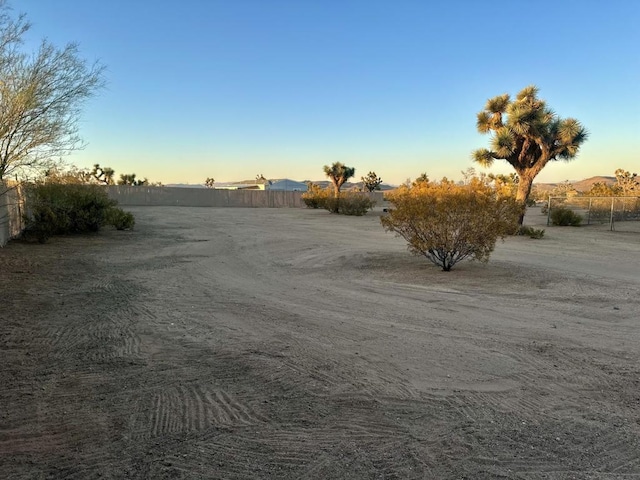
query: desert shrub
[
  {"left": 106, "top": 207, "right": 135, "bottom": 230},
  {"left": 302, "top": 195, "right": 322, "bottom": 209},
  {"left": 550, "top": 207, "right": 582, "bottom": 226},
  {"left": 518, "top": 225, "right": 545, "bottom": 239},
  {"left": 330, "top": 192, "right": 376, "bottom": 216},
  {"left": 23, "top": 183, "right": 134, "bottom": 242},
  {"left": 381, "top": 178, "right": 520, "bottom": 271},
  {"left": 301, "top": 186, "right": 331, "bottom": 209},
  {"left": 305, "top": 188, "right": 376, "bottom": 215},
  {"left": 322, "top": 195, "right": 340, "bottom": 213}
]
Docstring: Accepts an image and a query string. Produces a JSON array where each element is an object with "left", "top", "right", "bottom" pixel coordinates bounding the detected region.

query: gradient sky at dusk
[{"left": 19, "top": 0, "right": 640, "bottom": 185}]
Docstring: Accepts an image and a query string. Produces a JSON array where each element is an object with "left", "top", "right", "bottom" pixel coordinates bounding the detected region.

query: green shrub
[
  {"left": 302, "top": 195, "right": 324, "bottom": 209},
  {"left": 106, "top": 207, "right": 135, "bottom": 230},
  {"left": 550, "top": 207, "right": 582, "bottom": 226},
  {"left": 518, "top": 225, "right": 545, "bottom": 239},
  {"left": 332, "top": 192, "right": 376, "bottom": 216},
  {"left": 322, "top": 195, "right": 340, "bottom": 213},
  {"left": 23, "top": 183, "right": 134, "bottom": 241},
  {"left": 303, "top": 189, "right": 376, "bottom": 215}
]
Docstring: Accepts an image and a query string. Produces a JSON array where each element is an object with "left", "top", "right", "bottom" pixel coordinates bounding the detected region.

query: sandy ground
[{"left": 1, "top": 206, "right": 639, "bottom": 479}]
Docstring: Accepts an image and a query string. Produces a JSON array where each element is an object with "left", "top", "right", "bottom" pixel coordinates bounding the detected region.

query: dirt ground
[{"left": 1, "top": 206, "right": 639, "bottom": 479}]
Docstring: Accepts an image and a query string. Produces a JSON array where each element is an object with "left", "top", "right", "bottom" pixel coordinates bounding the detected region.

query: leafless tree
[{"left": 0, "top": 1, "right": 105, "bottom": 181}]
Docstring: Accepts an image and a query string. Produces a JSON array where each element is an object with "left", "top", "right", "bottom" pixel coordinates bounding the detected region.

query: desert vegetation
[
  {"left": 361, "top": 171, "right": 383, "bottom": 192},
  {"left": 23, "top": 180, "right": 134, "bottom": 243},
  {"left": 300, "top": 163, "right": 376, "bottom": 215},
  {"left": 323, "top": 162, "right": 355, "bottom": 197},
  {"left": 380, "top": 178, "right": 520, "bottom": 271},
  {"left": 302, "top": 184, "right": 376, "bottom": 215},
  {"left": 0, "top": 3, "right": 104, "bottom": 183},
  {"left": 473, "top": 85, "right": 588, "bottom": 224}
]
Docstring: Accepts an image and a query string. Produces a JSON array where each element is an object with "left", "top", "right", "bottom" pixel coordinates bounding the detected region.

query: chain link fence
[{"left": 545, "top": 196, "right": 640, "bottom": 230}]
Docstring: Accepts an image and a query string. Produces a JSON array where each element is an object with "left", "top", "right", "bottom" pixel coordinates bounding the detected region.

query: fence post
[
  {"left": 587, "top": 197, "right": 592, "bottom": 225},
  {"left": 546, "top": 196, "right": 552, "bottom": 226},
  {"left": 610, "top": 197, "right": 615, "bottom": 231}
]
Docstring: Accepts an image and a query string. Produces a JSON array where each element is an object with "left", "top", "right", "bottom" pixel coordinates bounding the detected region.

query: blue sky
[{"left": 19, "top": 0, "right": 640, "bottom": 185}]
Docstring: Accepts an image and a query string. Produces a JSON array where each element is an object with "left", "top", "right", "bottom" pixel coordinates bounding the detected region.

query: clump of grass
[{"left": 518, "top": 225, "right": 545, "bottom": 239}]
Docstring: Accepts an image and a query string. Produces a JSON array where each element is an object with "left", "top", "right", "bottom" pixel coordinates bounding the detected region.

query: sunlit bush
[
  {"left": 301, "top": 185, "right": 331, "bottom": 209},
  {"left": 381, "top": 178, "right": 520, "bottom": 271},
  {"left": 303, "top": 187, "right": 375, "bottom": 215}
]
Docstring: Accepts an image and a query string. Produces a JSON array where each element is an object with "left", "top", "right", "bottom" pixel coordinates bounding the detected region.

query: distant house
[
  {"left": 268, "top": 179, "right": 308, "bottom": 192},
  {"left": 213, "top": 178, "right": 308, "bottom": 191}
]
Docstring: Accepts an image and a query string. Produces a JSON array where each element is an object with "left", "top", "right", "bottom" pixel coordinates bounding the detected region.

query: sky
[{"left": 18, "top": 0, "right": 640, "bottom": 186}]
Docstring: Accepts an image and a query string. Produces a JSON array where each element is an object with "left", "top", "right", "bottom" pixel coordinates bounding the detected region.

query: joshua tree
[
  {"left": 473, "top": 85, "right": 588, "bottom": 224},
  {"left": 205, "top": 177, "right": 215, "bottom": 188},
  {"left": 614, "top": 169, "right": 638, "bottom": 196},
  {"left": 323, "top": 162, "right": 355, "bottom": 197},
  {"left": 361, "top": 171, "right": 383, "bottom": 192},
  {"left": 91, "top": 164, "right": 115, "bottom": 185},
  {"left": 118, "top": 173, "right": 147, "bottom": 186}
]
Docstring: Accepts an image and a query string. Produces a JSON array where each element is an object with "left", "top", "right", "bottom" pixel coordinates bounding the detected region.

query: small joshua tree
[
  {"left": 323, "top": 162, "right": 355, "bottom": 197},
  {"left": 361, "top": 171, "right": 383, "bottom": 192}
]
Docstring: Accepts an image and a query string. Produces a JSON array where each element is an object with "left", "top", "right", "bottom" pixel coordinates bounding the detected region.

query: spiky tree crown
[
  {"left": 473, "top": 85, "right": 588, "bottom": 173},
  {"left": 323, "top": 162, "right": 355, "bottom": 185}
]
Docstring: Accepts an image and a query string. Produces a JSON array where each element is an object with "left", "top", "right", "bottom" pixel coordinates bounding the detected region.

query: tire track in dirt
[
  {"left": 131, "top": 384, "right": 267, "bottom": 440},
  {"left": 41, "top": 321, "right": 141, "bottom": 362}
]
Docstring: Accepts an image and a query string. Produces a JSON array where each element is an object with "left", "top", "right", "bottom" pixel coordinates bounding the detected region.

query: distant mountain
[
  {"left": 535, "top": 176, "right": 615, "bottom": 192},
  {"left": 570, "top": 176, "right": 616, "bottom": 192}
]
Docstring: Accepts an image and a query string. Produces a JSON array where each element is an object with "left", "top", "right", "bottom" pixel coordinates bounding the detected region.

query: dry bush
[
  {"left": 303, "top": 187, "right": 375, "bottom": 215},
  {"left": 325, "top": 192, "right": 376, "bottom": 216},
  {"left": 301, "top": 185, "right": 331, "bottom": 209},
  {"left": 381, "top": 179, "right": 520, "bottom": 271}
]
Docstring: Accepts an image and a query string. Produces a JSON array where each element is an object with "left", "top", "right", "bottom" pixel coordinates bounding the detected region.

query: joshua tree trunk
[{"left": 514, "top": 173, "right": 534, "bottom": 225}]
